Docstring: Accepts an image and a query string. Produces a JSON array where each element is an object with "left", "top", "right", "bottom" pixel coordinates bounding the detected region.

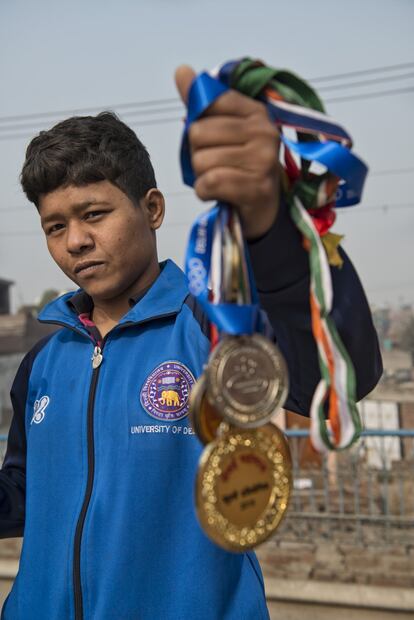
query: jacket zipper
[
  {"left": 73, "top": 349, "right": 102, "bottom": 620},
  {"left": 37, "top": 320, "right": 98, "bottom": 620}
]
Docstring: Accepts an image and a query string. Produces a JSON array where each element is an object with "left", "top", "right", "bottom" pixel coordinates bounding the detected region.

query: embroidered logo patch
[
  {"left": 140, "top": 361, "right": 195, "bottom": 421},
  {"left": 31, "top": 395, "right": 50, "bottom": 425}
]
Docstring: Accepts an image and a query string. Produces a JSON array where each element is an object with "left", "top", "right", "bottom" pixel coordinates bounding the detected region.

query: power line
[
  {"left": 4, "top": 71, "right": 414, "bottom": 137},
  {"left": 1, "top": 177, "right": 414, "bottom": 215},
  {"left": 0, "top": 82, "right": 412, "bottom": 143},
  {"left": 309, "top": 61, "right": 414, "bottom": 83},
  {"left": 0, "top": 97, "right": 180, "bottom": 124},
  {"left": 0, "top": 105, "right": 184, "bottom": 134},
  {"left": 1, "top": 202, "right": 413, "bottom": 235},
  {"left": 1, "top": 167, "right": 413, "bottom": 215},
  {"left": 0, "top": 115, "right": 183, "bottom": 141},
  {"left": 317, "top": 71, "right": 414, "bottom": 92},
  {"left": 0, "top": 61, "right": 413, "bottom": 127},
  {"left": 325, "top": 85, "right": 414, "bottom": 104}
]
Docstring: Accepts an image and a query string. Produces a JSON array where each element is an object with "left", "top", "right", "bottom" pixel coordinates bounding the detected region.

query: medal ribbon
[
  {"left": 186, "top": 204, "right": 259, "bottom": 335},
  {"left": 181, "top": 58, "right": 367, "bottom": 451}
]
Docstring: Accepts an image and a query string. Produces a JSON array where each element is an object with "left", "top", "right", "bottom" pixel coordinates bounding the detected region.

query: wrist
[
  {"left": 246, "top": 193, "right": 309, "bottom": 293},
  {"left": 241, "top": 173, "right": 281, "bottom": 241}
]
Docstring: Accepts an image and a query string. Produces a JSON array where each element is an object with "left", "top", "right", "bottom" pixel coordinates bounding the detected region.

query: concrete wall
[{"left": 257, "top": 539, "right": 414, "bottom": 588}]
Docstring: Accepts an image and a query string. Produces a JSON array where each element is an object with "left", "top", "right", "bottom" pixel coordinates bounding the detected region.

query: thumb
[{"left": 175, "top": 65, "right": 197, "bottom": 106}]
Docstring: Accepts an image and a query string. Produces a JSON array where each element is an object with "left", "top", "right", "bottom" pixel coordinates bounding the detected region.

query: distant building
[
  {"left": 381, "top": 348, "right": 412, "bottom": 381},
  {"left": 0, "top": 279, "right": 13, "bottom": 315},
  {"left": 372, "top": 304, "right": 414, "bottom": 351},
  {"left": 389, "top": 305, "right": 413, "bottom": 348},
  {"left": 0, "top": 279, "right": 56, "bottom": 431},
  {"left": 0, "top": 311, "right": 56, "bottom": 356}
]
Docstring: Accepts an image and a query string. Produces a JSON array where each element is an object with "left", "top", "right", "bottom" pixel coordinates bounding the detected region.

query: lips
[{"left": 74, "top": 260, "right": 105, "bottom": 275}]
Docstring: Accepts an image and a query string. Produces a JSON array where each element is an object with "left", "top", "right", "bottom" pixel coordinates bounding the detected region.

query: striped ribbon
[
  {"left": 290, "top": 197, "right": 362, "bottom": 450},
  {"left": 212, "top": 59, "right": 366, "bottom": 451}
]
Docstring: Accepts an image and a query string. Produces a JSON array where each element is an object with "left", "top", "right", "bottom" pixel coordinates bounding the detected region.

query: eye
[
  {"left": 46, "top": 223, "right": 65, "bottom": 236},
  {"left": 85, "top": 210, "right": 106, "bottom": 220}
]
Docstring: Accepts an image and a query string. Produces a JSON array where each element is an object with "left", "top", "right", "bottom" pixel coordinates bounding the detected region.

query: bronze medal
[
  {"left": 196, "top": 423, "right": 292, "bottom": 551},
  {"left": 206, "top": 333, "right": 288, "bottom": 428},
  {"left": 189, "top": 375, "right": 224, "bottom": 445}
]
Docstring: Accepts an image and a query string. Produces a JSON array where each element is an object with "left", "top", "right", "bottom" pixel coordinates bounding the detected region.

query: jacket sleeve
[
  {"left": 247, "top": 198, "right": 383, "bottom": 417},
  {"left": 0, "top": 335, "right": 54, "bottom": 538},
  {"left": 0, "top": 355, "right": 30, "bottom": 538}
]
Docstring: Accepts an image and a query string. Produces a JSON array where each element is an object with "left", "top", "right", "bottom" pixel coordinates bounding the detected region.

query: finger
[
  {"left": 194, "top": 167, "right": 279, "bottom": 238},
  {"left": 203, "top": 89, "right": 263, "bottom": 118},
  {"left": 189, "top": 116, "right": 248, "bottom": 149},
  {"left": 189, "top": 114, "right": 279, "bottom": 150},
  {"left": 195, "top": 139, "right": 279, "bottom": 179},
  {"left": 175, "top": 64, "right": 263, "bottom": 117},
  {"left": 192, "top": 145, "right": 248, "bottom": 177},
  {"left": 194, "top": 167, "right": 276, "bottom": 207},
  {"left": 192, "top": 139, "right": 278, "bottom": 177},
  {"left": 175, "top": 65, "right": 197, "bottom": 105}
]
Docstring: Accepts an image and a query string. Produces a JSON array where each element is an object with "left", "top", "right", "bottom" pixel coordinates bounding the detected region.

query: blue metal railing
[
  {"left": 0, "top": 428, "right": 412, "bottom": 545},
  {"left": 271, "top": 427, "right": 414, "bottom": 545},
  {"left": 0, "top": 429, "right": 413, "bottom": 442},
  {"left": 285, "top": 429, "right": 414, "bottom": 438}
]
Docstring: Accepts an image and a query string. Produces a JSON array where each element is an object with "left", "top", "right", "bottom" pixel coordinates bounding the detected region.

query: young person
[{"left": 0, "top": 66, "right": 382, "bottom": 619}]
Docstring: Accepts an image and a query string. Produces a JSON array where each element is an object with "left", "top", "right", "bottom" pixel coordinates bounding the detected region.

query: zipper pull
[{"left": 91, "top": 345, "right": 103, "bottom": 369}]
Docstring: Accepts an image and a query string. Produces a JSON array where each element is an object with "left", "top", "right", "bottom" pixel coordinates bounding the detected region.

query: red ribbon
[{"left": 308, "top": 204, "right": 336, "bottom": 236}]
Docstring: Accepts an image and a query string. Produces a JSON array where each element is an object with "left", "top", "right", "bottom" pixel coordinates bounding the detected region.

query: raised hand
[{"left": 175, "top": 65, "right": 281, "bottom": 240}]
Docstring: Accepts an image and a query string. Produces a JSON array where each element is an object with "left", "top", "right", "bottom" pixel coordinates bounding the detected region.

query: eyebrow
[{"left": 41, "top": 200, "right": 111, "bottom": 226}]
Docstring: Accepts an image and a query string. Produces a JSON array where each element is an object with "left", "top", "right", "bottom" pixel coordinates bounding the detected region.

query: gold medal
[
  {"left": 206, "top": 333, "right": 288, "bottom": 428},
  {"left": 189, "top": 374, "right": 223, "bottom": 445},
  {"left": 195, "top": 423, "right": 292, "bottom": 551}
]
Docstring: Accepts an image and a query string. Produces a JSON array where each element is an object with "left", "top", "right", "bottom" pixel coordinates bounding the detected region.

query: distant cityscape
[
  {"left": 1, "top": 276, "right": 413, "bottom": 390},
  {"left": 1, "top": 275, "right": 414, "bottom": 436},
  {"left": 371, "top": 304, "right": 414, "bottom": 384}
]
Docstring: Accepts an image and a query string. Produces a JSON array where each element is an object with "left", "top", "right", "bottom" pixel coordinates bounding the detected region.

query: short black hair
[{"left": 20, "top": 111, "right": 157, "bottom": 208}]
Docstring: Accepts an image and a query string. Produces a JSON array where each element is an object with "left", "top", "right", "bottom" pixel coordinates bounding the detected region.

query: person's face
[{"left": 39, "top": 181, "right": 164, "bottom": 304}]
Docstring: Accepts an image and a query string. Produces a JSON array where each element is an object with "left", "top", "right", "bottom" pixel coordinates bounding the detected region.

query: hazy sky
[{"left": 0, "top": 0, "right": 413, "bottom": 310}]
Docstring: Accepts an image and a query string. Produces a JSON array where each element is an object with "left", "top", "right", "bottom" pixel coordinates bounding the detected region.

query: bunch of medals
[
  {"left": 189, "top": 207, "right": 292, "bottom": 552},
  {"left": 182, "top": 57, "right": 368, "bottom": 550}
]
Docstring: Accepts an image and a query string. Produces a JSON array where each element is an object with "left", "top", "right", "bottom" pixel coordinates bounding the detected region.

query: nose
[{"left": 66, "top": 221, "right": 94, "bottom": 254}]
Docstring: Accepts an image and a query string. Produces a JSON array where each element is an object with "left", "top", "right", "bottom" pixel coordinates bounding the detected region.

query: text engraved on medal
[
  {"left": 195, "top": 424, "right": 292, "bottom": 551},
  {"left": 207, "top": 334, "right": 289, "bottom": 427}
]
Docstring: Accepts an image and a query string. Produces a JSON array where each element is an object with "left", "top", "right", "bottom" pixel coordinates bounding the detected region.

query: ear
[{"left": 142, "top": 188, "right": 165, "bottom": 231}]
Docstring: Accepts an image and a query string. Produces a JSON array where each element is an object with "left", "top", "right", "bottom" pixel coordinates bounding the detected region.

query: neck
[{"left": 91, "top": 262, "right": 160, "bottom": 337}]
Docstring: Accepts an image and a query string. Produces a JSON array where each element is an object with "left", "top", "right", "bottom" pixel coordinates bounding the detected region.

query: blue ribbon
[
  {"left": 181, "top": 73, "right": 228, "bottom": 187},
  {"left": 281, "top": 137, "right": 367, "bottom": 207},
  {"left": 185, "top": 204, "right": 260, "bottom": 335}
]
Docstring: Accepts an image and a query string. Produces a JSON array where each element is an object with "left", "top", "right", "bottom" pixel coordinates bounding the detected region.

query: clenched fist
[{"left": 175, "top": 65, "right": 281, "bottom": 240}]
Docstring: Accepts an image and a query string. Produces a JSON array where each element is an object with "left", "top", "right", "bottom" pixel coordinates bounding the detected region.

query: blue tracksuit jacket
[{"left": 0, "top": 203, "right": 382, "bottom": 619}]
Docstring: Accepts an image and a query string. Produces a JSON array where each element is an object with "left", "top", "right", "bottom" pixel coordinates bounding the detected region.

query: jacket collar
[
  {"left": 68, "top": 284, "right": 152, "bottom": 316},
  {"left": 38, "top": 260, "right": 189, "bottom": 330}
]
